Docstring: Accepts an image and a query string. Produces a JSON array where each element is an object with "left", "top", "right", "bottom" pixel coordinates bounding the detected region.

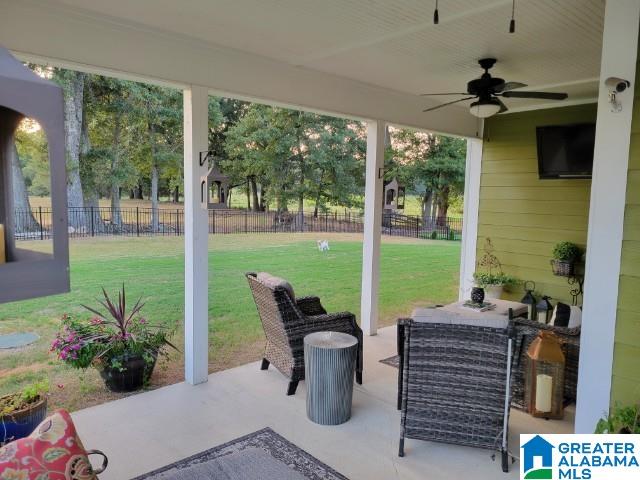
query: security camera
[{"left": 605, "top": 77, "right": 631, "bottom": 93}]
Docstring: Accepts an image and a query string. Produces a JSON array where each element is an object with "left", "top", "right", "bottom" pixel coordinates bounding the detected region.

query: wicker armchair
[
  {"left": 246, "top": 272, "right": 363, "bottom": 395},
  {"left": 398, "top": 309, "right": 515, "bottom": 473},
  {"left": 510, "top": 316, "right": 581, "bottom": 408}
]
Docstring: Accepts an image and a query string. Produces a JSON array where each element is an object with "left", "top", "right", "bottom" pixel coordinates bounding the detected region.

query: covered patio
[
  {"left": 72, "top": 325, "right": 573, "bottom": 480},
  {"left": 1, "top": 0, "right": 640, "bottom": 478}
]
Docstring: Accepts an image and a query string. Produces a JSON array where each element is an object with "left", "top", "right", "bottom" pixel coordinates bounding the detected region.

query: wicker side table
[{"left": 304, "top": 331, "right": 358, "bottom": 425}]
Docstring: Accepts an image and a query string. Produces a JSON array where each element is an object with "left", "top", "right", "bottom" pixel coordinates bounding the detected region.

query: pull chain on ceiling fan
[{"left": 420, "top": 58, "right": 568, "bottom": 118}]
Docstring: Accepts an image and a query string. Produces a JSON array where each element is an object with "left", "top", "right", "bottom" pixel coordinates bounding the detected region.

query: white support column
[
  {"left": 575, "top": 0, "right": 640, "bottom": 433},
  {"left": 360, "top": 120, "right": 385, "bottom": 336},
  {"left": 184, "top": 85, "right": 210, "bottom": 385},
  {"left": 458, "top": 136, "right": 483, "bottom": 302}
]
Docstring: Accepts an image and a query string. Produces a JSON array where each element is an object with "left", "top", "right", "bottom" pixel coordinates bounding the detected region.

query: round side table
[{"left": 304, "top": 331, "right": 358, "bottom": 425}]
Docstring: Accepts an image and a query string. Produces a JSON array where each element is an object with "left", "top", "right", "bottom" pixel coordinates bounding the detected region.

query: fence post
[
  {"left": 177, "top": 209, "right": 181, "bottom": 235},
  {"left": 245, "top": 209, "right": 248, "bottom": 233},
  {"left": 38, "top": 206, "right": 44, "bottom": 240},
  {"left": 136, "top": 207, "right": 140, "bottom": 237},
  {"left": 415, "top": 216, "right": 419, "bottom": 238},
  {"left": 212, "top": 210, "right": 215, "bottom": 234},
  {"left": 90, "top": 206, "right": 95, "bottom": 237}
]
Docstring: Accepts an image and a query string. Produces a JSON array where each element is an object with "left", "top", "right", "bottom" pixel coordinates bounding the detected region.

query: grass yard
[{"left": 0, "top": 233, "right": 460, "bottom": 412}]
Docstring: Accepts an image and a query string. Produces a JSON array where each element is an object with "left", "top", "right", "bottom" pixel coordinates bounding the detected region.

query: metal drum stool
[{"left": 304, "top": 331, "right": 358, "bottom": 425}]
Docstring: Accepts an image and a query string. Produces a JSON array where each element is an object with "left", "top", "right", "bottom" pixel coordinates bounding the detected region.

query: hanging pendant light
[
  {"left": 433, "top": 0, "right": 439, "bottom": 25},
  {"left": 509, "top": 0, "right": 516, "bottom": 33}
]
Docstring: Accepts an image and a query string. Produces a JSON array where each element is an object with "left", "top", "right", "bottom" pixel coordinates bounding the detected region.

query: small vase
[{"left": 471, "top": 287, "right": 485, "bottom": 304}]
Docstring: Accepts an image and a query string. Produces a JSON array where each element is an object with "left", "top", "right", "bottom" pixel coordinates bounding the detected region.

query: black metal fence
[{"left": 13, "top": 207, "right": 462, "bottom": 241}]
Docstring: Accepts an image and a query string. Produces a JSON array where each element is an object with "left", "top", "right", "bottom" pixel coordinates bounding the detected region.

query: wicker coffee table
[{"left": 304, "top": 331, "right": 358, "bottom": 425}]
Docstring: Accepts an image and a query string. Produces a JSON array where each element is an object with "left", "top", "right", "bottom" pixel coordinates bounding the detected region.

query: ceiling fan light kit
[
  {"left": 470, "top": 98, "right": 502, "bottom": 118},
  {"left": 420, "top": 58, "right": 569, "bottom": 118}
]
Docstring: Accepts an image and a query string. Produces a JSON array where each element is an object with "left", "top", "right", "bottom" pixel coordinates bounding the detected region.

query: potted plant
[
  {"left": 0, "top": 380, "right": 48, "bottom": 445},
  {"left": 551, "top": 241, "right": 582, "bottom": 276},
  {"left": 51, "top": 285, "right": 177, "bottom": 393},
  {"left": 595, "top": 404, "right": 639, "bottom": 434},
  {"left": 473, "top": 272, "right": 519, "bottom": 300}
]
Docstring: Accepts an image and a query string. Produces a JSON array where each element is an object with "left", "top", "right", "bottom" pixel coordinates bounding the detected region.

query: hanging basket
[{"left": 550, "top": 259, "right": 574, "bottom": 277}]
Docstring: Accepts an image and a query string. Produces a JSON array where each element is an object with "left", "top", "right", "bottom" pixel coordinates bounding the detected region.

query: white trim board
[{"left": 575, "top": 0, "right": 640, "bottom": 434}]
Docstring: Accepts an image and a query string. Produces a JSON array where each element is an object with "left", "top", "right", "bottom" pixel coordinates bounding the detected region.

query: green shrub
[
  {"left": 595, "top": 404, "right": 640, "bottom": 434},
  {"left": 552, "top": 241, "right": 581, "bottom": 262},
  {"left": 473, "top": 272, "right": 519, "bottom": 287},
  {"left": 430, "top": 231, "right": 438, "bottom": 240}
]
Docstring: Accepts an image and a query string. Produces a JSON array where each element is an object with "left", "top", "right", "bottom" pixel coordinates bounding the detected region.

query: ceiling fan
[{"left": 421, "top": 58, "right": 568, "bottom": 118}]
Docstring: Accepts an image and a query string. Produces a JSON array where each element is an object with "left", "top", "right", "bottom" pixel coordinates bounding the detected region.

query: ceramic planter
[
  {"left": 98, "top": 352, "right": 157, "bottom": 393},
  {"left": 0, "top": 395, "right": 47, "bottom": 444},
  {"left": 484, "top": 284, "right": 504, "bottom": 300}
]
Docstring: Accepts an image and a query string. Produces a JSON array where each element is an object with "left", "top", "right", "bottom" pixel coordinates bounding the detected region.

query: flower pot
[
  {"left": 484, "top": 284, "right": 504, "bottom": 300},
  {"left": 551, "top": 259, "right": 575, "bottom": 276},
  {"left": 98, "top": 352, "right": 157, "bottom": 393},
  {"left": 0, "top": 395, "right": 47, "bottom": 444}
]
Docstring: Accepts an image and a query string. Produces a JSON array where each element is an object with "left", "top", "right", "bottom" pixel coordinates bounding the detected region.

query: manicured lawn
[{"left": 0, "top": 233, "right": 460, "bottom": 411}]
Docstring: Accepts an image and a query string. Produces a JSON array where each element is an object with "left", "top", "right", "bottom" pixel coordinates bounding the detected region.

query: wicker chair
[
  {"left": 246, "top": 272, "right": 363, "bottom": 395},
  {"left": 510, "top": 315, "right": 581, "bottom": 408},
  {"left": 397, "top": 309, "right": 515, "bottom": 473}
]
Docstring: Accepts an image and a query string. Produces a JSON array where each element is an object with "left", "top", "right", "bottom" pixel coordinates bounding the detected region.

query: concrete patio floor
[{"left": 72, "top": 325, "right": 574, "bottom": 480}]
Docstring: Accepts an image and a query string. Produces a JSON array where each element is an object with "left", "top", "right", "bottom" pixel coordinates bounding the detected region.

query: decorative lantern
[
  {"left": 204, "top": 158, "right": 230, "bottom": 210},
  {"left": 520, "top": 281, "right": 537, "bottom": 320},
  {"left": 536, "top": 296, "right": 553, "bottom": 324},
  {"left": 525, "top": 332, "right": 565, "bottom": 419},
  {"left": 0, "top": 47, "right": 69, "bottom": 303},
  {"left": 383, "top": 178, "right": 404, "bottom": 211}
]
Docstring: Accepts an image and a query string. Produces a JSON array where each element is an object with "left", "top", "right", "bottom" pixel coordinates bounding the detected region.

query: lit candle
[{"left": 536, "top": 374, "right": 553, "bottom": 413}]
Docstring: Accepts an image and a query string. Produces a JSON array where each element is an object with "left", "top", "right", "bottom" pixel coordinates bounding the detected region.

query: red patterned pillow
[{"left": 0, "top": 409, "right": 102, "bottom": 479}]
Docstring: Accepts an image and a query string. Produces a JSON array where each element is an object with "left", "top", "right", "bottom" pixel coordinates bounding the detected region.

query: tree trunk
[
  {"left": 151, "top": 163, "right": 159, "bottom": 232},
  {"left": 11, "top": 144, "right": 39, "bottom": 233},
  {"left": 173, "top": 185, "right": 179, "bottom": 203},
  {"left": 250, "top": 176, "right": 260, "bottom": 211},
  {"left": 81, "top": 112, "right": 103, "bottom": 233},
  {"left": 246, "top": 179, "right": 251, "bottom": 210},
  {"left": 436, "top": 185, "right": 450, "bottom": 227},
  {"left": 63, "top": 71, "right": 87, "bottom": 228},
  {"left": 313, "top": 170, "right": 325, "bottom": 218},
  {"left": 110, "top": 111, "right": 122, "bottom": 226},
  {"left": 422, "top": 190, "right": 433, "bottom": 225},
  {"left": 134, "top": 183, "right": 144, "bottom": 200}
]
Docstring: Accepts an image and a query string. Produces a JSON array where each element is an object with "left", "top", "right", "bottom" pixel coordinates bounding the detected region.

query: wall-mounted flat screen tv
[{"left": 536, "top": 123, "right": 596, "bottom": 179}]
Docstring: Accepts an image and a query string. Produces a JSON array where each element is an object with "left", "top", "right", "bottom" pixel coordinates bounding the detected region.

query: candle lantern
[
  {"left": 536, "top": 296, "right": 553, "bottom": 324},
  {"left": 525, "top": 331, "right": 565, "bottom": 419},
  {"left": 520, "top": 281, "right": 537, "bottom": 320}
]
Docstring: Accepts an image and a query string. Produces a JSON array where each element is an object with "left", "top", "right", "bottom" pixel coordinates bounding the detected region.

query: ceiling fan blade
[
  {"left": 496, "top": 81, "right": 528, "bottom": 93},
  {"left": 420, "top": 92, "right": 469, "bottom": 96},
  {"left": 423, "top": 96, "right": 476, "bottom": 112},
  {"left": 497, "top": 98, "right": 508, "bottom": 113},
  {"left": 501, "top": 91, "right": 568, "bottom": 100}
]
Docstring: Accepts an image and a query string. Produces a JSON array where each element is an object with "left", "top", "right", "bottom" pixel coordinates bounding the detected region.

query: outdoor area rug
[
  {"left": 379, "top": 354, "right": 400, "bottom": 369},
  {"left": 132, "top": 427, "right": 349, "bottom": 480}
]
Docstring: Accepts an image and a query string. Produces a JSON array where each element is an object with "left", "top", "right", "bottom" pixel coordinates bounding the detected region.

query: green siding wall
[
  {"left": 478, "top": 104, "right": 597, "bottom": 305},
  {"left": 612, "top": 59, "right": 640, "bottom": 406}
]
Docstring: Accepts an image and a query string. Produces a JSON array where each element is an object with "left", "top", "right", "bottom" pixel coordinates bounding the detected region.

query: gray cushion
[
  {"left": 257, "top": 272, "right": 295, "bottom": 301},
  {"left": 412, "top": 307, "right": 509, "bottom": 329}
]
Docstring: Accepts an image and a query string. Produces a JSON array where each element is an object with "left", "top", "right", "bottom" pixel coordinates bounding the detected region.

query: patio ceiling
[
  {"left": 34, "top": 0, "right": 604, "bottom": 109},
  {"left": 0, "top": 0, "right": 604, "bottom": 136}
]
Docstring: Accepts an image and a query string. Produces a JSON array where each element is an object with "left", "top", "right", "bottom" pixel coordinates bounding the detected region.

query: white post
[
  {"left": 183, "top": 85, "right": 210, "bottom": 385},
  {"left": 575, "top": 0, "right": 640, "bottom": 433},
  {"left": 360, "top": 120, "right": 385, "bottom": 336},
  {"left": 458, "top": 136, "right": 483, "bottom": 302}
]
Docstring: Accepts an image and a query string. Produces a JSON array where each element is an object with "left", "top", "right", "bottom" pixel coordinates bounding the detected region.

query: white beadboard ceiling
[{"left": 40, "top": 0, "right": 604, "bottom": 112}]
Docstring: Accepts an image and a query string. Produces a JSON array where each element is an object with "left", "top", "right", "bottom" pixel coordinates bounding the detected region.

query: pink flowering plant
[{"left": 51, "top": 285, "right": 176, "bottom": 372}]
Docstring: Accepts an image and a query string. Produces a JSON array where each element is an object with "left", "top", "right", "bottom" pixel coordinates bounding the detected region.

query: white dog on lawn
[{"left": 317, "top": 240, "right": 330, "bottom": 252}]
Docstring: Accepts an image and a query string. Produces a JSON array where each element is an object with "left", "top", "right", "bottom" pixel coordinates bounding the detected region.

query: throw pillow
[
  {"left": 0, "top": 409, "right": 99, "bottom": 480},
  {"left": 257, "top": 272, "right": 296, "bottom": 301}
]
